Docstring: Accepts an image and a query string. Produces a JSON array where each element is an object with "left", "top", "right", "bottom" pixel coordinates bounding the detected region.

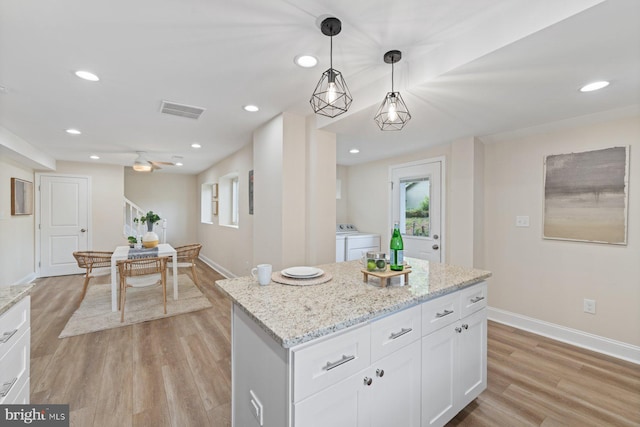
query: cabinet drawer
[
  {"left": 371, "top": 305, "right": 421, "bottom": 362},
  {"left": 0, "top": 328, "right": 30, "bottom": 405},
  {"left": 0, "top": 296, "right": 30, "bottom": 360},
  {"left": 422, "top": 292, "right": 460, "bottom": 336},
  {"left": 293, "top": 324, "right": 371, "bottom": 403},
  {"left": 460, "top": 282, "right": 487, "bottom": 318}
]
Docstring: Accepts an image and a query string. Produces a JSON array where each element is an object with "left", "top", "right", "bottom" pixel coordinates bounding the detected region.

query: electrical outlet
[
  {"left": 515, "top": 216, "right": 530, "bottom": 227},
  {"left": 583, "top": 298, "right": 596, "bottom": 314}
]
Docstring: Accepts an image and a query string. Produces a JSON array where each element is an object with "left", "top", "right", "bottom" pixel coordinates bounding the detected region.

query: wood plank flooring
[{"left": 29, "top": 262, "right": 640, "bottom": 426}]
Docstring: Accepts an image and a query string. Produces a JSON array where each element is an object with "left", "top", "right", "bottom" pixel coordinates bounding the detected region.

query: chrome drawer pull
[
  {"left": 0, "top": 377, "right": 17, "bottom": 397},
  {"left": 470, "top": 296, "right": 485, "bottom": 303},
  {"left": 323, "top": 354, "right": 355, "bottom": 371},
  {"left": 435, "top": 309, "right": 453, "bottom": 318},
  {"left": 0, "top": 329, "right": 18, "bottom": 344},
  {"left": 389, "top": 327, "right": 413, "bottom": 340}
]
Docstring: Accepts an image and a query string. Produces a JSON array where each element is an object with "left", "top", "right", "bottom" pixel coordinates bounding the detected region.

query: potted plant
[
  {"left": 139, "top": 211, "right": 161, "bottom": 232},
  {"left": 127, "top": 235, "right": 137, "bottom": 248},
  {"left": 138, "top": 211, "right": 161, "bottom": 248}
]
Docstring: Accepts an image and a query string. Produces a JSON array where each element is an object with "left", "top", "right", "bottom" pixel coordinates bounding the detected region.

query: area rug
[{"left": 59, "top": 274, "right": 212, "bottom": 338}]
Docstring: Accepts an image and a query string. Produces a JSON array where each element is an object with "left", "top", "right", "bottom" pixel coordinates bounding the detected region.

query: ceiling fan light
[{"left": 133, "top": 162, "right": 152, "bottom": 172}]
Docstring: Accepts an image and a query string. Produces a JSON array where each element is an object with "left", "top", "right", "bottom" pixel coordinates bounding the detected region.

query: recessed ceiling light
[
  {"left": 349, "top": 148, "right": 360, "bottom": 154},
  {"left": 191, "top": 143, "right": 201, "bottom": 148},
  {"left": 89, "top": 155, "right": 100, "bottom": 160},
  {"left": 66, "top": 128, "right": 82, "bottom": 135},
  {"left": 580, "top": 81, "right": 609, "bottom": 92},
  {"left": 75, "top": 70, "right": 100, "bottom": 82},
  {"left": 294, "top": 54, "right": 318, "bottom": 68},
  {"left": 176, "top": 162, "right": 183, "bottom": 166},
  {"left": 243, "top": 105, "right": 259, "bottom": 112}
]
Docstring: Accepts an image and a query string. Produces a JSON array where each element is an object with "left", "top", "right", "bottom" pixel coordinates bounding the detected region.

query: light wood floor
[{"left": 29, "top": 262, "right": 639, "bottom": 427}]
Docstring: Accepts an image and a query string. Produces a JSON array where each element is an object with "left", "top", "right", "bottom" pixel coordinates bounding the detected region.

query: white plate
[{"left": 281, "top": 266, "right": 324, "bottom": 278}]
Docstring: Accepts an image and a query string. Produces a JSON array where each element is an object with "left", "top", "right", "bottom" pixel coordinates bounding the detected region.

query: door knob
[
  {"left": 433, "top": 234, "right": 439, "bottom": 240},
  {"left": 432, "top": 244, "right": 439, "bottom": 250},
  {"left": 80, "top": 228, "right": 87, "bottom": 233}
]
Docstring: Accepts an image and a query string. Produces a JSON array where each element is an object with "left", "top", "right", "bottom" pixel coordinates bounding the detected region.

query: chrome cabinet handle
[
  {"left": 455, "top": 327, "right": 462, "bottom": 333},
  {"left": 363, "top": 377, "right": 373, "bottom": 386},
  {"left": 323, "top": 354, "right": 355, "bottom": 371},
  {"left": 470, "top": 296, "right": 485, "bottom": 303},
  {"left": 462, "top": 324, "right": 469, "bottom": 330},
  {"left": 389, "top": 327, "right": 412, "bottom": 340},
  {"left": 0, "top": 377, "right": 17, "bottom": 397},
  {"left": 376, "top": 369, "right": 384, "bottom": 377},
  {"left": 435, "top": 309, "right": 453, "bottom": 318},
  {"left": 0, "top": 329, "right": 18, "bottom": 344}
]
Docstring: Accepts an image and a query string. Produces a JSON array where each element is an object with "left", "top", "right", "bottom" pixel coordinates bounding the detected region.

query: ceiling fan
[{"left": 132, "top": 151, "right": 174, "bottom": 172}]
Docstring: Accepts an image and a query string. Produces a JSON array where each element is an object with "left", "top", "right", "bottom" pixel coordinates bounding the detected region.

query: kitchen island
[{"left": 216, "top": 259, "right": 491, "bottom": 427}]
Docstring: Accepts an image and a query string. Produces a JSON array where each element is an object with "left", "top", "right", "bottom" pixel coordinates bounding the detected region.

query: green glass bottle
[{"left": 390, "top": 222, "right": 404, "bottom": 271}]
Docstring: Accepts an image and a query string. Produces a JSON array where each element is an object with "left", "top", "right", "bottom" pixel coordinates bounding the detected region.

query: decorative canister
[{"left": 365, "top": 251, "right": 387, "bottom": 271}]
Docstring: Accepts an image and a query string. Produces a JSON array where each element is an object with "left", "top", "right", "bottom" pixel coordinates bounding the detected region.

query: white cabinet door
[
  {"left": 457, "top": 309, "right": 487, "bottom": 409},
  {"left": 371, "top": 340, "right": 421, "bottom": 427},
  {"left": 421, "top": 324, "right": 457, "bottom": 427},
  {"left": 294, "top": 370, "right": 371, "bottom": 427}
]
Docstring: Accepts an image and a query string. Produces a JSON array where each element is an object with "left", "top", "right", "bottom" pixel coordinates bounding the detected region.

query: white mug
[{"left": 251, "top": 264, "right": 272, "bottom": 285}]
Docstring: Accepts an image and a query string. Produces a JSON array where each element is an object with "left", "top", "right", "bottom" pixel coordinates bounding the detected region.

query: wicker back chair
[
  {"left": 169, "top": 244, "right": 202, "bottom": 288},
  {"left": 72, "top": 251, "right": 113, "bottom": 306},
  {"left": 117, "top": 256, "right": 168, "bottom": 322}
]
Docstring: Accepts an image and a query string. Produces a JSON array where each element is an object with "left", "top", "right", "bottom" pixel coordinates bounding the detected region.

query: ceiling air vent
[{"left": 160, "top": 100, "right": 206, "bottom": 119}]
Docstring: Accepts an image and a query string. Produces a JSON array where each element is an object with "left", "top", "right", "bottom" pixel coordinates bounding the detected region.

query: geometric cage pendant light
[
  {"left": 310, "top": 17, "right": 353, "bottom": 118},
  {"left": 374, "top": 50, "right": 411, "bottom": 131}
]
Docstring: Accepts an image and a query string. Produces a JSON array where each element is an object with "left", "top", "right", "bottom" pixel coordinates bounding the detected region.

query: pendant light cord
[
  {"left": 330, "top": 35, "right": 333, "bottom": 71},
  {"left": 391, "top": 59, "right": 395, "bottom": 93}
]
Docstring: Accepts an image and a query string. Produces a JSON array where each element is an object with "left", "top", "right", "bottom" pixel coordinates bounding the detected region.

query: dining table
[{"left": 109, "top": 243, "right": 178, "bottom": 312}]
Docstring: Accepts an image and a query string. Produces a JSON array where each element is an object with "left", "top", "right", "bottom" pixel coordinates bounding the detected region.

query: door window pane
[{"left": 401, "top": 178, "right": 430, "bottom": 237}]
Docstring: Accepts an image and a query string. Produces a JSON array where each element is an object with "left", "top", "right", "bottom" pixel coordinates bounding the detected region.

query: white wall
[
  {"left": 336, "top": 166, "right": 349, "bottom": 224},
  {"left": 125, "top": 168, "right": 197, "bottom": 247},
  {"left": 0, "top": 156, "right": 35, "bottom": 286},
  {"left": 484, "top": 115, "right": 640, "bottom": 346},
  {"left": 198, "top": 143, "right": 254, "bottom": 277}
]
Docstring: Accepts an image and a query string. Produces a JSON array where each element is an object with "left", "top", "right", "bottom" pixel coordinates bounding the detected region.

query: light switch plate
[{"left": 516, "top": 216, "right": 530, "bottom": 227}]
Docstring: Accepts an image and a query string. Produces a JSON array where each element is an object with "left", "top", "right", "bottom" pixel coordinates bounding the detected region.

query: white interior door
[
  {"left": 390, "top": 159, "right": 443, "bottom": 262},
  {"left": 39, "top": 175, "right": 90, "bottom": 276}
]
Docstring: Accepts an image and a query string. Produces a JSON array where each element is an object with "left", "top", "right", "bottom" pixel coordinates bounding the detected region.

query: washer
[{"left": 336, "top": 224, "right": 381, "bottom": 262}]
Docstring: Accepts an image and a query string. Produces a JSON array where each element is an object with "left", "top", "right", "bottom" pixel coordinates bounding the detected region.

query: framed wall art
[
  {"left": 11, "top": 177, "right": 34, "bottom": 215},
  {"left": 543, "top": 146, "right": 629, "bottom": 245}
]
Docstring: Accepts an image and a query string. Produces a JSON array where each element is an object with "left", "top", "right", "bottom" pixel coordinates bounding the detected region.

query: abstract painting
[{"left": 543, "top": 146, "right": 629, "bottom": 244}]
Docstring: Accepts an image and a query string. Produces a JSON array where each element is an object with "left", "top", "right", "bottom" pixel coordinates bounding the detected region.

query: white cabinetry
[
  {"left": 231, "top": 282, "right": 487, "bottom": 427},
  {"left": 0, "top": 296, "right": 31, "bottom": 404},
  {"left": 293, "top": 305, "right": 421, "bottom": 427},
  {"left": 421, "top": 283, "right": 487, "bottom": 427}
]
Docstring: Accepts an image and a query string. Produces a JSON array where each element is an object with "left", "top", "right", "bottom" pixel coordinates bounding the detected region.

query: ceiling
[{"left": 1, "top": 0, "right": 638, "bottom": 173}]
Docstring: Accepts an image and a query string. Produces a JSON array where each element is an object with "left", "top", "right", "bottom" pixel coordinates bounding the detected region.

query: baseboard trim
[
  {"left": 12, "top": 272, "right": 37, "bottom": 286},
  {"left": 488, "top": 307, "right": 640, "bottom": 365},
  {"left": 199, "top": 255, "right": 236, "bottom": 279}
]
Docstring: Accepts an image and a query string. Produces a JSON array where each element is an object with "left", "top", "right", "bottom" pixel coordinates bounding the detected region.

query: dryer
[{"left": 336, "top": 224, "right": 381, "bottom": 262}]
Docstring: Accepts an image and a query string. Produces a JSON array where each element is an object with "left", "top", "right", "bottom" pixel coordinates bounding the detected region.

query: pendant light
[
  {"left": 310, "top": 17, "right": 352, "bottom": 118},
  {"left": 374, "top": 50, "right": 411, "bottom": 131}
]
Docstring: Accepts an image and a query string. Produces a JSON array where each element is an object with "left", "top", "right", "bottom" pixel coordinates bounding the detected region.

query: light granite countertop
[
  {"left": 0, "top": 284, "right": 34, "bottom": 316},
  {"left": 216, "top": 259, "right": 491, "bottom": 348}
]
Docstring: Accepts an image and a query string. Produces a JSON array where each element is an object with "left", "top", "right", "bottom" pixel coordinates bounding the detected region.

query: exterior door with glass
[{"left": 390, "top": 159, "right": 442, "bottom": 263}]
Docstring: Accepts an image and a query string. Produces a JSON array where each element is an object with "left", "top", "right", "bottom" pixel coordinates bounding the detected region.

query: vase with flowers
[{"left": 136, "top": 211, "right": 161, "bottom": 248}]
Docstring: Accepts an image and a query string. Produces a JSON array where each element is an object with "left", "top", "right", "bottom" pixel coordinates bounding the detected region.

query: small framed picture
[{"left": 11, "top": 178, "right": 34, "bottom": 215}]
